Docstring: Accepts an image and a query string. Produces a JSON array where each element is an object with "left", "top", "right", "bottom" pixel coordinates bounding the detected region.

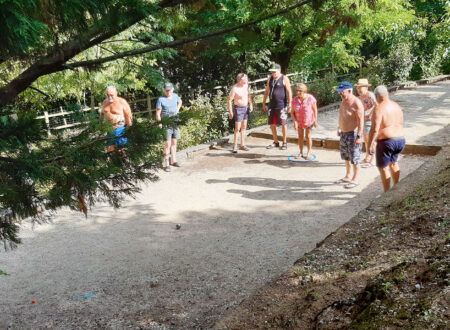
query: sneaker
[
  {"left": 171, "top": 162, "right": 181, "bottom": 167},
  {"left": 266, "top": 141, "right": 280, "bottom": 149},
  {"left": 281, "top": 142, "right": 287, "bottom": 150}
]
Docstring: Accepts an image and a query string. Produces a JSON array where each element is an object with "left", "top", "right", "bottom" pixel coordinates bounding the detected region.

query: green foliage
[
  {"left": 178, "top": 92, "right": 229, "bottom": 150},
  {"left": 0, "top": 111, "right": 165, "bottom": 248}
]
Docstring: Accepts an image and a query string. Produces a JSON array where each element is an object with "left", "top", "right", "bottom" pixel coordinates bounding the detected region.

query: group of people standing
[
  {"left": 227, "top": 63, "right": 405, "bottom": 192},
  {"left": 101, "top": 62, "right": 405, "bottom": 193}
]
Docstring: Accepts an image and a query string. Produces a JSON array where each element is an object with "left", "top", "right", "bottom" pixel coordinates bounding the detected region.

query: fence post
[
  {"left": 147, "top": 95, "right": 152, "bottom": 118},
  {"left": 44, "top": 111, "right": 51, "bottom": 136},
  {"left": 90, "top": 95, "right": 95, "bottom": 110}
]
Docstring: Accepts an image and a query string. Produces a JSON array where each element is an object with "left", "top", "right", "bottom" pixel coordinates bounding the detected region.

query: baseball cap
[
  {"left": 336, "top": 81, "right": 353, "bottom": 93},
  {"left": 269, "top": 63, "right": 281, "bottom": 72},
  {"left": 164, "top": 82, "right": 174, "bottom": 90}
]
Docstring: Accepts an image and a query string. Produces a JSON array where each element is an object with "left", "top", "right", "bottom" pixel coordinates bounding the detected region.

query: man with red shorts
[{"left": 262, "top": 63, "right": 292, "bottom": 150}]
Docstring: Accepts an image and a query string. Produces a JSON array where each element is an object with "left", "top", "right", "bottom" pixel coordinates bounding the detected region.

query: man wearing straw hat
[{"left": 355, "top": 78, "right": 377, "bottom": 166}]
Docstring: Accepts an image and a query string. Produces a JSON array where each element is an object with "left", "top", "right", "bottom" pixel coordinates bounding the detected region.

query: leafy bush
[{"left": 178, "top": 92, "right": 229, "bottom": 150}]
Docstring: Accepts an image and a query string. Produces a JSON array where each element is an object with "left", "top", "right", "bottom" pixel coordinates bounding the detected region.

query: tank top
[{"left": 269, "top": 75, "right": 287, "bottom": 109}]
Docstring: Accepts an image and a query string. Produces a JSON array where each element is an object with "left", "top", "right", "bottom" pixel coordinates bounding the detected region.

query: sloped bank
[{"left": 215, "top": 146, "right": 449, "bottom": 329}]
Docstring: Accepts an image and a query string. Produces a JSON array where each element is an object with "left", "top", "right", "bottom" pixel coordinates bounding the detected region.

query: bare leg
[
  {"left": 363, "top": 132, "right": 370, "bottom": 161},
  {"left": 298, "top": 128, "right": 305, "bottom": 156},
  {"left": 281, "top": 124, "right": 287, "bottom": 143},
  {"left": 305, "top": 128, "right": 312, "bottom": 158},
  {"left": 390, "top": 162, "right": 401, "bottom": 186},
  {"left": 170, "top": 138, "right": 177, "bottom": 164},
  {"left": 345, "top": 160, "right": 352, "bottom": 179},
  {"left": 378, "top": 166, "right": 392, "bottom": 192},
  {"left": 234, "top": 121, "right": 242, "bottom": 149},
  {"left": 270, "top": 125, "right": 279, "bottom": 143},
  {"left": 351, "top": 163, "right": 360, "bottom": 183},
  {"left": 240, "top": 120, "right": 247, "bottom": 147},
  {"left": 163, "top": 140, "right": 171, "bottom": 167}
]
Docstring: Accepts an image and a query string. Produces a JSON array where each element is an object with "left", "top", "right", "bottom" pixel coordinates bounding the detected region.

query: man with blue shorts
[
  {"left": 335, "top": 81, "right": 364, "bottom": 189},
  {"left": 156, "top": 82, "right": 183, "bottom": 172},
  {"left": 227, "top": 73, "right": 253, "bottom": 153},
  {"left": 101, "top": 86, "right": 133, "bottom": 153},
  {"left": 368, "top": 85, "right": 405, "bottom": 192}
]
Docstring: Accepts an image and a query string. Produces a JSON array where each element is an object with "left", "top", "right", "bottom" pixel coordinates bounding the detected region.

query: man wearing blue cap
[
  {"left": 335, "top": 81, "right": 364, "bottom": 189},
  {"left": 156, "top": 82, "right": 183, "bottom": 172}
]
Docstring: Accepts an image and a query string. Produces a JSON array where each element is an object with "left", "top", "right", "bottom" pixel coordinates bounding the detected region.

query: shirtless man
[
  {"left": 101, "top": 86, "right": 133, "bottom": 153},
  {"left": 262, "top": 63, "right": 292, "bottom": 150},
  {"left": 335, "top": 81, "right": 364, "bottom": 189},
  {"left": 368, "top": 85, "right": 405, "bottom": 192},
  {"left": 227, "top": 73, "right": 253, "bottom": 153}
]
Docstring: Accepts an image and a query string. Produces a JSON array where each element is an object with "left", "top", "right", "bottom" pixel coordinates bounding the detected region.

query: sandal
[
  {"left": 361, "top": 162, "right": 373, "bottom": 168},
  {"left": 281, "top": 142, "right": 287, "bottom": 150},
  {"left": 240, "top": 146, "right": 250, "bottom": 151},
  {"left": 171, "top": 162, "right": 181, "bottom": 167},
  {"left": 344, "top": 181, "right": 359, "bottom": 189},
  {"left": 232, "top": 147, "right": 238, "bottom": 154},
  {"left": 266, "top": 141, "right": 280, "bottom": 149},
  {"left": 335, "top": 177, "right": 351, "bottom": 184}
]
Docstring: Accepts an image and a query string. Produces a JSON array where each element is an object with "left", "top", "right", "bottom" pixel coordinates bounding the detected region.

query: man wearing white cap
[
  {"left": 156, "top": 82, "right": 183, "bottom": 172},
  {"left": 262, "top": 63, "right": 292, "bottom": 150}
]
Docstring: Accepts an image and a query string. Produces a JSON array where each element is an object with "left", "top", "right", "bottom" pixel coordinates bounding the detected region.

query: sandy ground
[{"left": 0, "top": 80, "right": 448, "bottom": 329}]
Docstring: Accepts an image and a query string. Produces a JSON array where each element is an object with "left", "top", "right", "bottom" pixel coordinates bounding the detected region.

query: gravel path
[{"left": 0, "top": 81, "right": 448, "bottom": 329}]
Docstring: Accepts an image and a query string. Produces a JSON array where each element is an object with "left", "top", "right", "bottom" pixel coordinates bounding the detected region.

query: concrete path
[
  {"left": 0, "top": 81, "right": 448, "bottom": 329},
  {"left": 252, "top": 79, "right": 450, "bottom": 147}
]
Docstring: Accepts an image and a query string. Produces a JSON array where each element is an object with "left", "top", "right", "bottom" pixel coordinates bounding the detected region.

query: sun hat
[
  {"left": 355, "top": 78, "right": 371, "bottom": 87},
  {"left": 336, "top": 81, "right": 353, "bottom": 93},
  {"left": 269, "top": 63, "right": 281, "bottom": 72}
]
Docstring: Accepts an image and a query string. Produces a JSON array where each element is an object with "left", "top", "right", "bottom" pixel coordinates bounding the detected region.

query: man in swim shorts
[
  {"left": 227, "top": 73, "right": 253, "bottom": 153},
  {"left": 336, "top": 81, "right": 364, "bottom": 189},
  {"left": 368, "top": 85, "right": 405, "bottom": 192},
  {"left": 101, "top": 85, "right": 133, "bottom": 153}
]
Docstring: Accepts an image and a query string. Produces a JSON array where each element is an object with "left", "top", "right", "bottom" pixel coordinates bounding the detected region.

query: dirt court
[{"left": 0, "top": 80, "right": 448, "bottom": 328}]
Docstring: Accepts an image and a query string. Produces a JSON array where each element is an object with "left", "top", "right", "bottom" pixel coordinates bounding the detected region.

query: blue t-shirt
[{"left": 156, "top": 93, "right": 181, "bottom": 117}]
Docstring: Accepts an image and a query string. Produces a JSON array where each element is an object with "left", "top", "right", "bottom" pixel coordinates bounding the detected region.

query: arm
[
  {"left": 262, "top": 78, "right": 270, "bottom": 112},
  {"left": 155, "top": 98, "right": 162, "bottom": 126},
  {"left": 248, "top": 89, "right": 253, "bottom": 112},
  {"left": 291, "top": 99, "right": 298, "bottom": 130},
  {"left": 284, "top": 76, "right": 293, "bottom": 113},
  {"left": 337, "top": 105, "right": 342, "bottom": 136},
  {"left": 227, "top": 88, "right": 235, "bottom": 119},
  {"left": 368, "top": 105, "right": 382, "bottom": 154},
  {"left": 122, "top": 99, "right": 133, "bottom": 127},
  {"left": 313, "top": 101, "right": 318, "bottom": 127},
  {"left": 177, "top": 95, "right": 182, "bottom": 111},
  {"left": 355, "top": 100, "right": 364, "bottom": 144}
]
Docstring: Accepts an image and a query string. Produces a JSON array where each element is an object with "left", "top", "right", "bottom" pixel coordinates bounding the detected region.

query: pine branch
[{"left": 64, "top": 0, "right": 314, "bottom": 69}]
